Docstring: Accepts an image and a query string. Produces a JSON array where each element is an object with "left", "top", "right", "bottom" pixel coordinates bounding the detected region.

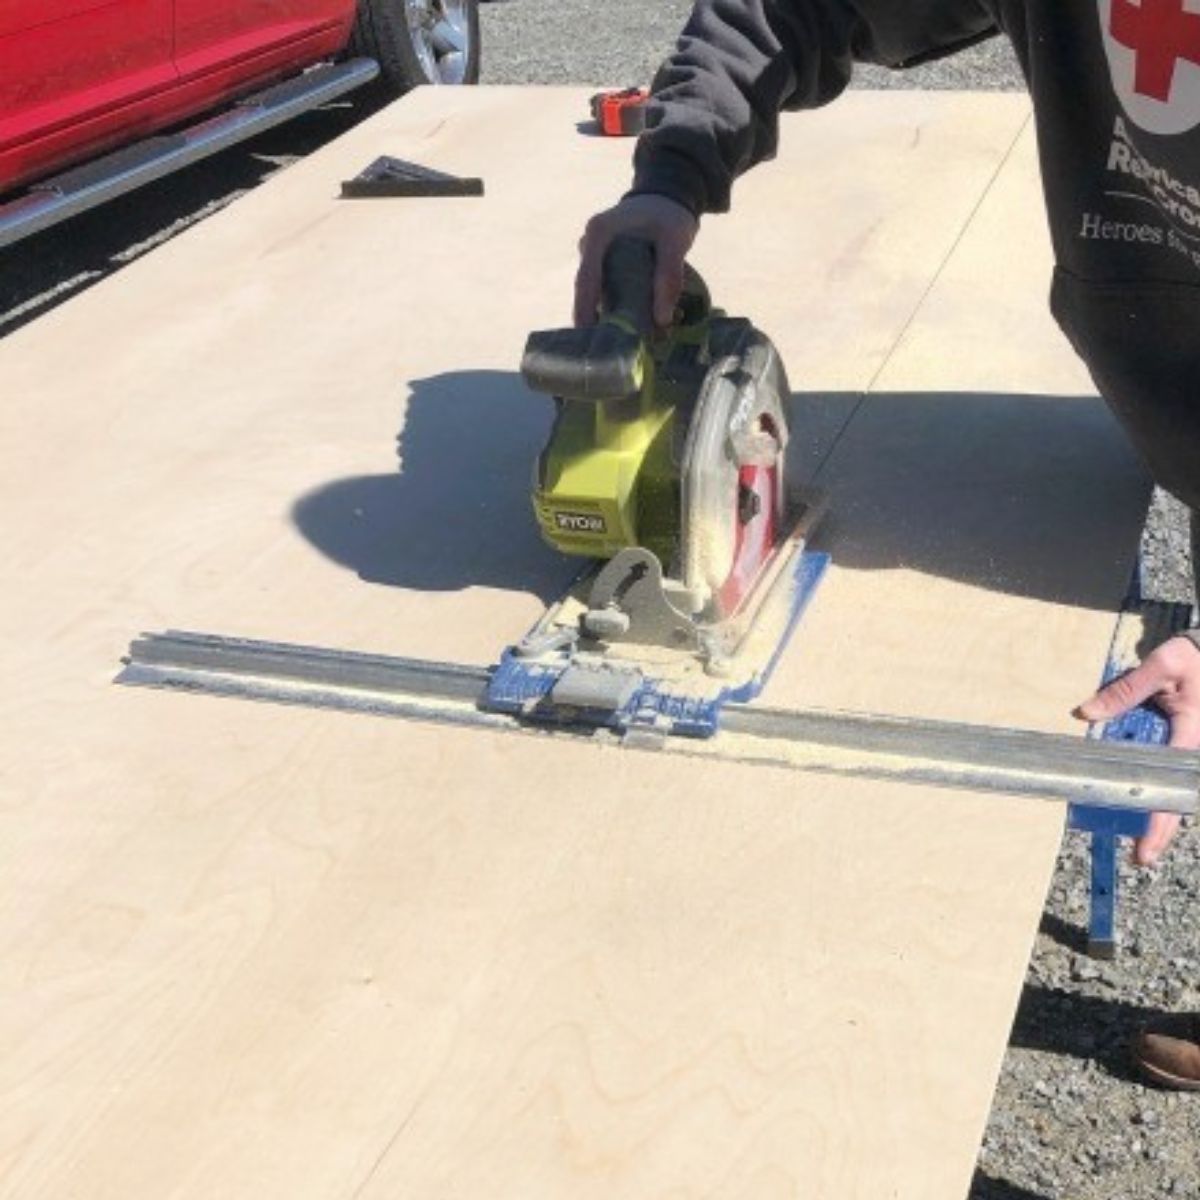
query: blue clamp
[
  {"left": 1069, "top": 575, "right": 1193, "bottom": 959},
  {"left": 484, "top": 551, "right": 830, "bottom": 739}
]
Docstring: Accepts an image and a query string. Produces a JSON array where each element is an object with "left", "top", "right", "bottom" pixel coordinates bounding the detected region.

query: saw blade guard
[{"left": 679, "top": 323, "right": 793, "bottom": 620}]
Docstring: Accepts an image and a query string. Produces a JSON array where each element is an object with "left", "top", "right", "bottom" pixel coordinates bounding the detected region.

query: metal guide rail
[{"left": 118, "top": 630, "right": 1200, "bottom": 815}]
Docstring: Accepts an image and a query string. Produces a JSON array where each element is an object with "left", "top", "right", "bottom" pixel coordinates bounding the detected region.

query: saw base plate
[{"left": 483, "top": 548, "right": 830, "bottom": 740}]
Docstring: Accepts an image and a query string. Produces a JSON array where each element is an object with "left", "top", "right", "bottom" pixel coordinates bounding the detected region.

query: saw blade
[
  {"left": 716, "top": 461, "right": 781, "bottom": 618},
  {"left": 679, "top": 327, "right": 793, "bottom": 620}
]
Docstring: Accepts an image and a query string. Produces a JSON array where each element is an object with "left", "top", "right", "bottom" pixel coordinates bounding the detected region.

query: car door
[
  {"left": 172, "top": 0, "right": 355, "bottom": 89},
  {"left": 0, "top": 0, "right": 175, "bottom": 191}
]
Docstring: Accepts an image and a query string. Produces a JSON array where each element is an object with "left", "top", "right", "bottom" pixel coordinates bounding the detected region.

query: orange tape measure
[{"left": 590, "top": 88, "right": 650, "bottom": 137}]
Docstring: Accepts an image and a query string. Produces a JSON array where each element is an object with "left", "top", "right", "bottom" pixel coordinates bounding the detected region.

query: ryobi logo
[{"left": 554, "top": 511, "right": 608, "bottom": 534}]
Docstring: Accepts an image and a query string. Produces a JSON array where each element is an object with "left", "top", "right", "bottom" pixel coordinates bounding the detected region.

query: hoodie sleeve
[{"left": 630, "top": 0, "right": 999, "bottom": 216}]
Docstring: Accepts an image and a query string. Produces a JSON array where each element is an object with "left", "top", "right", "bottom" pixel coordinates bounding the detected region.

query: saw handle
[
  {"left": 604, "top": 237, "right": 712, "bottom": 332},
  {"left": 520, "top": 237, "right": 709, "bottom": 405},
  {"left": 600, "top": 236, "right": 657, "bottom": 338},
  {"left": 520, "top": 236, "right": 655, "bottom": 404}
]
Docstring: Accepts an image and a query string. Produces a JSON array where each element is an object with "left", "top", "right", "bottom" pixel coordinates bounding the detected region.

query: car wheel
[{"left": 351, "top": 0, "right": 480, "bottom": 94}]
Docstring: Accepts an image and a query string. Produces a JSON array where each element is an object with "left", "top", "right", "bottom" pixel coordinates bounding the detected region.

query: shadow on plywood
[
  {"left": 291, "top": 369, "right": 570, "bottom": 603},
  {"left": 795, "top": 390, "right": 1150, "bottom": 613},
  {"left": 292, "top": 375, "right": 1149, "bottom": 613}
]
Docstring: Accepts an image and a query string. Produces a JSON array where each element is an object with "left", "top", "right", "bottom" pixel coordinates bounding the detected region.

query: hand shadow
[
  {"left": 293, "top": 381, "right": 1151, "bottom": 615},
  {"left": 292, "top": 369, "right": 573, "bottom": 604}
]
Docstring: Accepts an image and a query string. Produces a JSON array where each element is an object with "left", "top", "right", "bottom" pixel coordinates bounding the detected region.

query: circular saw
[{"left": 491, "top": 236, "right": 827, "bottom": 734}]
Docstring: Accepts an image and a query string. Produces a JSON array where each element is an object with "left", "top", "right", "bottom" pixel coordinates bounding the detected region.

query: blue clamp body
[
  {"left": 1069, "top": 581, "right": 1193, "bottom": 958},
  {"left": 484, "top": 551, "right": 830, "bottom": 739}
]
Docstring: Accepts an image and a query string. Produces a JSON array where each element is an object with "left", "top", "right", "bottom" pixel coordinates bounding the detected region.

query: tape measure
[{"left": 590, "top": 88, "right": 650, "bottom": 137}]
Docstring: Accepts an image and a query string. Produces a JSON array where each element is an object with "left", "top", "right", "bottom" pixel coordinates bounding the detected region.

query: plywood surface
[
  {"left": 0, "top": 89, "right": 1146, "bottom": 1198},
  {"left": 771, "top": 119, "right": 1150, "bottom": 727},
  {"left": 2, "top": 88, "right": 1035, "bottom": 671},
  {"left": 2, "top": 696, "right": 1065, "bottom": 1200}
]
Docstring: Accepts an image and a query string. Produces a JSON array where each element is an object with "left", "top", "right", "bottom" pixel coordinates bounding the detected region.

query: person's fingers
[
  {"left": 1080, "top": 637, "right": 1200, "bottom": 868},
  {"left": 1132, "top": 712, "right": 1200, "bottom": 865},
  {"left": 1074, "top": 659, "right": 1172, "bottom": 723},
  {"left": 1167, "top": 707, "right": 1200, "bottom": 749},
  {"left": 575, "top": 196, "right": 697, "bottom": 327},
  {"left": 573, "top": 258, "right": 601, "bottom": 327},
  {"left": 1134, "top": 812, "right": 1182, "bottom": 866},
  {"left": 652, "top": 243, "right": 686, "bottom": 329},
  {"left": 573, "top": 221, "right": 608, "bottom": 327}
]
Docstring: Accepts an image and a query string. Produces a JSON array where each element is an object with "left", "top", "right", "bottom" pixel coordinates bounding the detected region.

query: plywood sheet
[
  {"left": 0, "top": 90, "right": 1139, "bottom": 1200},
  {"left": 1, "top": 691, "right": 1063, "bottom": 1200},
  {"left": 771, "top": 119, "right": 1151, "bottom": 727},
  {"left": 0, "top": 89, "right": 1031, "bottom": 670}
]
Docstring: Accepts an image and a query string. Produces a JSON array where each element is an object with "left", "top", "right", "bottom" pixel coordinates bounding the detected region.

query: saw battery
[{"left": 590, "top": 88, "right": 650, "bottom": 137}]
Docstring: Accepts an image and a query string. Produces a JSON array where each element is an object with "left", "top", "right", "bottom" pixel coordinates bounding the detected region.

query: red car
[{"left": 0, "top": 0, "right": 480, "bottom": 247}]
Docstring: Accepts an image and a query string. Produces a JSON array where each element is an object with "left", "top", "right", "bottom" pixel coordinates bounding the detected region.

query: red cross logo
[{"left": 1111, "top": 0, "right": 1200, "bottom": 102}]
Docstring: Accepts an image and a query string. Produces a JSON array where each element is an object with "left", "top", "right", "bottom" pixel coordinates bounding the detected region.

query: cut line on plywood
[{"left": 805, "top": 111, "right": 1035, "bottom": 488}]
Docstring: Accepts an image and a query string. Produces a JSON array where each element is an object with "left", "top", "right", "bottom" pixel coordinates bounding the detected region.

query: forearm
[
  {"left": 630, "top": 0, "right": 860, "bottom": 216},
  {"left": 1191, "top": 510, "right": 1200, "bottom": 648},
  {"left": 629, "top": 0, "right": 1000, "bottom": 216}
]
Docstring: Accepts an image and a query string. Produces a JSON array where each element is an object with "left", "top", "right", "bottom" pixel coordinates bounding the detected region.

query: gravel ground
[
  {"left": 4, "top": 6, "right": 1197, "bottom": 1197},
  {"left": 481, "top": 0, "right": 1026, "bottom": 92}
]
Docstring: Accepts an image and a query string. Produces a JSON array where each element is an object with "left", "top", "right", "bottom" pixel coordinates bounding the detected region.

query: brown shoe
[{"left": 1132, "top": 1013, "right": 1200, "bottom": 1091}]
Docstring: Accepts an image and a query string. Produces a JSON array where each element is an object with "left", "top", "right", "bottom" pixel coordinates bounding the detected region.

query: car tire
[{"left": 351, "top": 0, "right": 480, "bottom": 94}]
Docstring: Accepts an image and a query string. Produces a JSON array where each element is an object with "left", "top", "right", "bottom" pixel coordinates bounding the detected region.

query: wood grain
[
  {"left": 773, "top": 119, "right": 1150, "bottom": 728},
  {"left": 1, "top": 698, "right": 1063, "bottom": 1200}
]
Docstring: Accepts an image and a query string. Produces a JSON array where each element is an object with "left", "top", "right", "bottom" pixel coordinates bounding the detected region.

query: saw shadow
[
  {"left": 291, "top": 369, "right": 572, "bottom": 603},
  {"left": 291, "top": 375, "right": 1150, "bottom": 613},
  {"left": 968, "top": 1173, "right": 1050, "bottom": 1200},
  {"left": 789, "top": 389, "right": 1151, "bottom": 613}
]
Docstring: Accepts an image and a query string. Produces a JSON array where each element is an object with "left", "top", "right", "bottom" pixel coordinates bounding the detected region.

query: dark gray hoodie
[{"left": 631, "top": 0, "right": 1200, "bottom": 611}]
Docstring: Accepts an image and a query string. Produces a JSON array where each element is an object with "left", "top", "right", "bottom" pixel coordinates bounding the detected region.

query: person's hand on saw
[
  {"left": 574, "top": 195, "right": 698, "bottom": 328},
  {"left": 1075, "top": 634, "right": 1200, "bottom": 866}
]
